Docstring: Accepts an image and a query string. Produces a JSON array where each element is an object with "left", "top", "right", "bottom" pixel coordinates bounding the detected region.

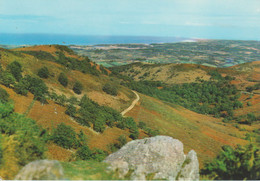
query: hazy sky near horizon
[{"left": 0, "top": 0, "right": 260, "bottom": 40}]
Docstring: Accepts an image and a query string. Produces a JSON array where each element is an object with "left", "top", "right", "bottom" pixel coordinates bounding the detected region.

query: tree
[
  {"left": 51, "top": 123, "right": 79, "bottom": 149},
  {"left": 73, "top": 81, "right": 83, "bottom": 94},
  {"left": 102, "top": 83, "right": 118, "bottom": 96},
  {"left": 65, "top": 104, "right": 77, "bottom": 117},
  {"left": 23, "top": 75, "right": 48, "bottom": 100},
  {"left": 76, "top": 145, "right": 92, "bottom": 160},
  {"left": 0, "top": 87, "right": 9, "bottom": 103},
  {"left": 0, "top": 72, "right": 15, "bottom": 87},
  {"left": 201, "top": 144, "right": 260, "bottom": 180},
  {"left": 93, "top": 118, "right": 105, "bottom": 133},
  {"left": 37, "top": 66, "right": 49, "bottom": 79},
  {"left": 58, "top": 72, "right": 68, "bottom": 87},
  {"left": 7, "top": 61, "right": 22, "bottom": 81},
  {"left": 14, "top": 78, "right": 30, "bottom": 96}
]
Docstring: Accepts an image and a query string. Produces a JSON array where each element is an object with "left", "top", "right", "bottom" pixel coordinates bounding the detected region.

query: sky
[{"left": 0, "top": 0, "right": 260, "bottom": 40}]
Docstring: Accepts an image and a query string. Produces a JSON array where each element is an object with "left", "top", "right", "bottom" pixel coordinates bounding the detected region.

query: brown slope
[{"left": 125, "top": 93, "right": 249, "bottom": 167}]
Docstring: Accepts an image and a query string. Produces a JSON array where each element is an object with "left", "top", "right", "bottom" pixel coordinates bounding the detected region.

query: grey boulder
[{"left": 104, "top": 135, "right": 199, "bottom": 180}]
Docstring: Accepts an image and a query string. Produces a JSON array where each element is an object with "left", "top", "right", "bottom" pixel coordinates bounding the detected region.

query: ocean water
[{"left": 0, "top": 33, "right": 188, "bottom": 45}]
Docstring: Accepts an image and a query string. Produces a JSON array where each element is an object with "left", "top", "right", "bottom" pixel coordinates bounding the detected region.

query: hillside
[
  {"left": 0, "top": 45, "right": 259, "bottom": 179},
  {"left": 124, "top": 93, "right": 251, "bottom": 166},
  {"left": 112, "top": 61, "right": 260, "bottom": 90}
]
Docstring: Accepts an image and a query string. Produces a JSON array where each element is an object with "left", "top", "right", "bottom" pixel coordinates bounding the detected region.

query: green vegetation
[
  {"left": 37, "top": 66, "right": 50, "bottom": 79},
  {"left": 51, "top": 123, "right": 79, "bottom": 149},
  {"left": 76, "top": 146, "right": 107, "bottom": 161},
  {"left": 58, "top": 72, "right": 68, "bottom": 87},
  {"left": 121, "top": 73, "right": 241, "bottom": 119},
  {"left": 201, "top": 144, "right": 260, "bottom": 180},
  {"left": 102, "top": 83, "right": 118, "bottom": 96},
  {"left": 246, "top": 83, "right": 260, "bottom": 92},
  {"left": 0, "top": 134, "right": 3, "bottom": 165},
  {"left": 0, "top": 87, "right": 9, "bottom": 103},
  {"left": 0, "top": 101, "right": 47, "bottom": 166},
  {"left": 6, "top": 61, "right": 22, "bottom": 81},
  {"left": 73, "top": 81, "right": 83, "bottom": 94},
  {"left": 0, "top": 72, "right": 15, "bottom": 87},
  {"left": 18, "top": 75, "right": 48, "bottom": 101}
]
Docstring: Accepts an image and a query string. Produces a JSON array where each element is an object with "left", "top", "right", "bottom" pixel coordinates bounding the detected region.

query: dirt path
[{"left": 121, "top": 90, "right": 140, "bottom": 116}]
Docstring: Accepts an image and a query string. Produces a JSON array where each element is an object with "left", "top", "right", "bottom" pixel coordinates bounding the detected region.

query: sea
[{"left": 0, "top": 33, "right": 191, "bottom": 45}]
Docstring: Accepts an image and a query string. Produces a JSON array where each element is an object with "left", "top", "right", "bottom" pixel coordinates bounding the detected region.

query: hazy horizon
[{"left": 1, "top": 0, "right": 260, "bottom": 42}]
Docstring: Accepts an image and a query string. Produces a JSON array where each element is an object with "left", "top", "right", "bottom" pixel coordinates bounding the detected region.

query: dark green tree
[
  {"left": 37, "top": 66, "right": 49, "bottom": 79},
  {"left": 51, "top": 123, "right": 79, "bottom": 149},
  {"left": 0, "top": 72, "right": 15, "bottom": 87},
  {"left": 0, "top": 87, "right": 9, "bottom": 103},
  {"left": 58, "top": 72, "right": 68, "bottom": 87},
  {"left": 201, "top": 144, "right": 260, "bottom": 180},
  {"left": 7, "top": 61, "right": 22, "bottom": 81},
  {"left": 65, "top": 104, "right": 77, "bottom": 117},
  {"left": 73, "top": 81, "right": 83, "bottom": 94},
  {"left": 102, "top": 83, "right": 118, "bottom": 96}
]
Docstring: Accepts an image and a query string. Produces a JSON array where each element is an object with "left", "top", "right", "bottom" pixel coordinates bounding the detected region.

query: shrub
[
  {"left": 201, "top": 144, "right": 260, "bottom": 180},
  {"left": 73, "top": 81, "right": 83, "bottom": 94},
  {"left": 116, "top": 135, "right": 127, "bottom": 148},
  {"left": 102, "top": 83, "right": 118, "bottom": 96},
  {"left": 58, "top": 72, "right": 68, "bottom": 87},
  {"left": 14, "top": 79, "right": 29, "bottom": 96},
  {"left": 65, "top": 104, "right": 77, "bottom": 117},
  {"left": 16, "top": 133, "right": 46, "bottom": 166},
  {"left": 0, "top": 87, "right": 9, "bottom": 103},
  {"left": 0, "top": 72, "right": 15, "bottom": 87},
  {"left": 0, "top": 134, "right": 3, "bottom": 165},
  {"left": 37, "top": 66, "right": 49, "bottom": 79},
  {"left": 138, "top": 121, "right": 147, "bottom": 129},
  {"left": 76, "top": 145, "right": 92, "bottom": 160},
  {"left": 91, "top": 148, "right": 107, "bottom": 161},
  {"left": 6, "top": 61, "right": 22, "bottom": 81},
  {"left": 93, "top": 118, "right": 106, "bottom": 133},
  {"left": 51, "top": 123, "right": 79, "bottom": 149},
  {"left": 23, "top": 75, "right": 48, "bottom": 100},
  {"left": 130, "top": 129, "right": 139, "bottom": 140}
]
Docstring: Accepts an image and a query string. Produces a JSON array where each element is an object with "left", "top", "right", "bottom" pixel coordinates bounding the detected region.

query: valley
[{"left": 0, "top": 41, "right": 259, "bottom": 180}]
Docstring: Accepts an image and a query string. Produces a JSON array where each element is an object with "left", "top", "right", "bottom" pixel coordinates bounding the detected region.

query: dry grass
[{"left": 125, "top": 93, "right": 248, "bottom": 167}]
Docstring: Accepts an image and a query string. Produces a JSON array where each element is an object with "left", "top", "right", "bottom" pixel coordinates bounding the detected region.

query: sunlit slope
[
  {"left": 0, "top": 46, "right": 134, "bottom": 112},
  {"left": 125, "top": 93, "right": 248, "bottom": 166}
]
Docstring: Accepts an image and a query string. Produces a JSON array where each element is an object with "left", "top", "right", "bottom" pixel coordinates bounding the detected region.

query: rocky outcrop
[
  {"left": 15, "top": 160, "right": 64, "bottom": 180},
  {"left": 104, "top": 135, "right": 199, "bottom": 180}
]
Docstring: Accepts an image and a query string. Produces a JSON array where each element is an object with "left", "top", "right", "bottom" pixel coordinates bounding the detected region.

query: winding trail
[{"left": 121, "top": 90, "right": 140, "bottom": 117}]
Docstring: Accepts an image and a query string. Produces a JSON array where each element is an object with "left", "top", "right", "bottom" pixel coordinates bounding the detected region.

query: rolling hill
[{"left": 0, "top": 45, "right": 259, "bottom": 179}]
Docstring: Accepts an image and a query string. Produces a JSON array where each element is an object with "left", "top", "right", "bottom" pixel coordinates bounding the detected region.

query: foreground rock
[
  {"left": 104, "top": 135, "right": 199, "bottom": 180},
  {"left": 15, "top": 160, "right": 64, "bottom": 180}
]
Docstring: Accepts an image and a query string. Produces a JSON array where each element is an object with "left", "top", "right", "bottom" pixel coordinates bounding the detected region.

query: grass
[{"left": 61, "top": 160, "right": 118, "bottom": 180}]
